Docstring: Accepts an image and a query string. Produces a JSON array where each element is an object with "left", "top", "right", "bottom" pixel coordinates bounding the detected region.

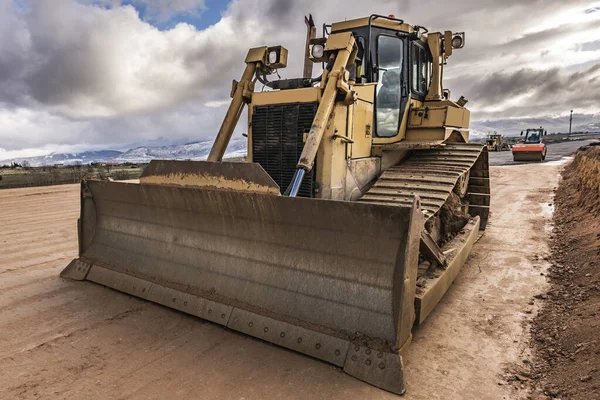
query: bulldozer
[
  {"left": 486, "top": 133, "right": 510, "bottom": 151},
  {"left": 61, "top": 14, "right": 489, "bottom": 395},
  {"left": 512, "top": 127, "right": 547, "bottom": 161}
]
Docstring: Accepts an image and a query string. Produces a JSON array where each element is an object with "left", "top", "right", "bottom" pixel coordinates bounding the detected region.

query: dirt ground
[
  {"left": 0, "top": 157, "right": 565, "bottom": 399},
  {"left": 523, "top": 145, "right": 600, "bottom": 400}
]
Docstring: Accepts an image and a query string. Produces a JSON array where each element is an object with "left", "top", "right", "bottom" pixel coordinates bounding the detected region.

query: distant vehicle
[
  {"left": 512, "top": 127, "right": 547, "bottom": 161},
  {"left": 486, "top": 133, "right": 510, "bottom": 151}
]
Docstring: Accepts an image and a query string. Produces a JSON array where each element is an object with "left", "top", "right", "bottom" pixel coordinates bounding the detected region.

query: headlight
[
  {"left": 265, "top": 46, "right": 287, "bottom": 69},
  {"left": 311, "top": 44, "right": 324, "bottom": 59},
  {"left": 268, "top": 50, "right": 278, "bottom": 64},
  {"left": 451, "top": 33, "right": 464, "bottom": 49}
]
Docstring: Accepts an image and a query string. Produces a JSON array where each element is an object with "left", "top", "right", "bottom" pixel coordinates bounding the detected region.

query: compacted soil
[{"left": 0, "top": 153, "right": 571, "bottom": 399}]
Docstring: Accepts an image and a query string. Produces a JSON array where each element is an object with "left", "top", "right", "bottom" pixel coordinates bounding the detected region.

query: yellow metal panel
[
  {"left": 325, "top": 32, "right": 354, "bottom": 51},
  {"left": 251, "top": 87, "right": 321, "bottom": 106},
  {"left": 405, "top": 128, "right": 446, "bottom": 141},
  {"left": 331, "top": 17, "right": 414, "bottom": 34},
  {"left": 404, "top": 127, "right": 469, "bottom": 142},
  {"left": 412, "top": 107, "right": 447, "bottom": 128},
  {"left": 352, "top": 83, "right": 375, "bottom": 103},
  {"left": 315, "top": 104, "right": 349, "bottom": 200},
  {"left": 407, "top": 104, "right": 470, "bottom": 129},
  {"left": 349, "top": 83, "right": 374, "bottom": 159},
  {"left": 245, "top": 47, "right": 267, "bottom": 63},
  {"left": 350, "top": 99, "right": 373, "bottom": 159},
  {"left": 409, "top": 108, "right": 423, "bottom": 126},
  {"left": 444, "top": 31, "right": 453, "bottom": 57},
  {"left": 445, "top": 107, "right": 469, "bottom": 128}
]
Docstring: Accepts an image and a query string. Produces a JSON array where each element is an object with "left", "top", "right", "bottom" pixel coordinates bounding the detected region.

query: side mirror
[
  {"left": 520, "top": 131, "right": 523, "bottom": 136},
  {"left": 544, "top": 130, "right": 547, "bottom": 136}
]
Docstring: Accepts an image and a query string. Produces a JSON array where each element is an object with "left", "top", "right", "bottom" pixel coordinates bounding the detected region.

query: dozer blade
[{"left": 62, "top": 167, "right": 422, "bottom": 395}]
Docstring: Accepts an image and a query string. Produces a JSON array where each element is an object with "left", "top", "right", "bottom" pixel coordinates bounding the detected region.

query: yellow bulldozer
[
  {"left": 486, "top": 133, "right": 510, "bottom": 151},
  {"left": 61, "top": 15, "right": 489, "bottom": 395}
]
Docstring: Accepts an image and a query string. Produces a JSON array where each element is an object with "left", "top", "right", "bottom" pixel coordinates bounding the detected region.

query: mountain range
[
  {"left": 1, "top": 137, "right": 247, "bottom": 167},
  {"left": 2, "top": 114, "right": 599, "bottom": 167}
]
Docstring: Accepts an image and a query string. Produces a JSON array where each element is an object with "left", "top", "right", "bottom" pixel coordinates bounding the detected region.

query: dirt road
[{"left": 0, "top": 158, "right": 563, "bottom": 399}]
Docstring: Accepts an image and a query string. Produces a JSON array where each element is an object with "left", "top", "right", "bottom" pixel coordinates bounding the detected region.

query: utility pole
[{"left": 569, "top": 109, "right": 573, "bottom": 137}]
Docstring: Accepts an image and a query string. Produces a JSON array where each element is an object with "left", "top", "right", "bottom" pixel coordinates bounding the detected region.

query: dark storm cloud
[
  {"left": 0, "top": 0, "right": 599, "bottom": 157},
  {"left": 266, "top": 0, "right": 295, "bottom": 21},
  {"left": 500, "top": 19, "right": 600, "bottom": 51},
  {"left": 0, "top": 0, "right": 273, "bottom": 119},
  {"left": 24, "top": 3, "right": 111, "bottom": 107},
  {"left": 447, "top": 63, "right": 600, "bottom": 118}
]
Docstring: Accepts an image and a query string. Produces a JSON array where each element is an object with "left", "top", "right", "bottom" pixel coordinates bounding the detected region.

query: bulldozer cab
[{"left": 325, "top": 16, "right": 428, "bottom": 138}]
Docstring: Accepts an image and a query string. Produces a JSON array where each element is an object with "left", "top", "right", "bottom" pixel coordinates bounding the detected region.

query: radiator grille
[{"left": 251, "top": 102, "right": 318, "bottom": 197}]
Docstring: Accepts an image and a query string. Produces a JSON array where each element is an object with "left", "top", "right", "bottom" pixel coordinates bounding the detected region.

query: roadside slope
[{"left": 529, "top": 144, "right": 600, "bottom": 399}]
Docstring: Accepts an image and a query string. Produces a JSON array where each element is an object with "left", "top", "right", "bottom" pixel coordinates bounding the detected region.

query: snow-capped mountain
[
  {"left": 0, "top": 137, "right": 248, "bottom": 167},
  {"left": 0, "top": 150, "right": 122, "bottom": 167},
  {"left": 112, "top": 136, "right": 247, "bottom": 163}
]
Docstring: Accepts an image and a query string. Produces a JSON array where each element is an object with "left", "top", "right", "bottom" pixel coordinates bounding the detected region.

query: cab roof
[{"left": 331, "top": 16, "right": 416, "bottom": 34}]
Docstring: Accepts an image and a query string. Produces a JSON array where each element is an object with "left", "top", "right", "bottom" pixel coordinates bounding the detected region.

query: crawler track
[{"left": 360, "top": 143, "right": 490, "bottom": 228}]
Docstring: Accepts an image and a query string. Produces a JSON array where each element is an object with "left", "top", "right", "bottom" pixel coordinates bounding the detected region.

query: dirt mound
[
  {"left": 564, "top": 143, "right": 600, "bottom": 213},
  {"left": 527, "top": 145, "right": 600, "bottom": 399}
]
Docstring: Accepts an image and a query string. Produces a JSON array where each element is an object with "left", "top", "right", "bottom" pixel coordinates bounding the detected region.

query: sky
[{"left": 1, "top": 0, "right": 600, "bottom": 159}]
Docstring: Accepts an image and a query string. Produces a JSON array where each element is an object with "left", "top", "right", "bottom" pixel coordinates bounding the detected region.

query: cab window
[
  {"left": 354, "top": 36, "right": 366, "bottom": 82},
  {"left": 376, "top": 35, "right": 404, "bottom": 137},
  {"left": 411, "top": 43, "right": 429, "bottom": 96}
]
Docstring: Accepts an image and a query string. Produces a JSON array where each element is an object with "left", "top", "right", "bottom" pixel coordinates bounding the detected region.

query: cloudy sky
[{"left": 1, "top": 0, "right": 600, "bottom": 159}]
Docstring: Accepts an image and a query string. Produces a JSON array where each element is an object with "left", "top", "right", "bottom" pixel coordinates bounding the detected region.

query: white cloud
[{"left": 0, "top": 0, "right": 599, "bottom": 158}]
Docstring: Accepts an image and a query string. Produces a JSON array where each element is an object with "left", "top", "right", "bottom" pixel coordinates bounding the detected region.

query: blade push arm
[
  {"left": 208, "top": 46, "right": 287, "bottom": 162},
  {"left": 288, "top": 32, "right": 357, "bottom": 196}
]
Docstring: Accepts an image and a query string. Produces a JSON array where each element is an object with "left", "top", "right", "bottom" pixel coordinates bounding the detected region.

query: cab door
[{"left": 374, "top": 35, "right": 408, "bottom": 139}]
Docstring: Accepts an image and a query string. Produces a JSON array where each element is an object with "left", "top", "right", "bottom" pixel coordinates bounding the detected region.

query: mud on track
[{"left": 0, "top": 161, "right": 561, "bottom": 399}]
